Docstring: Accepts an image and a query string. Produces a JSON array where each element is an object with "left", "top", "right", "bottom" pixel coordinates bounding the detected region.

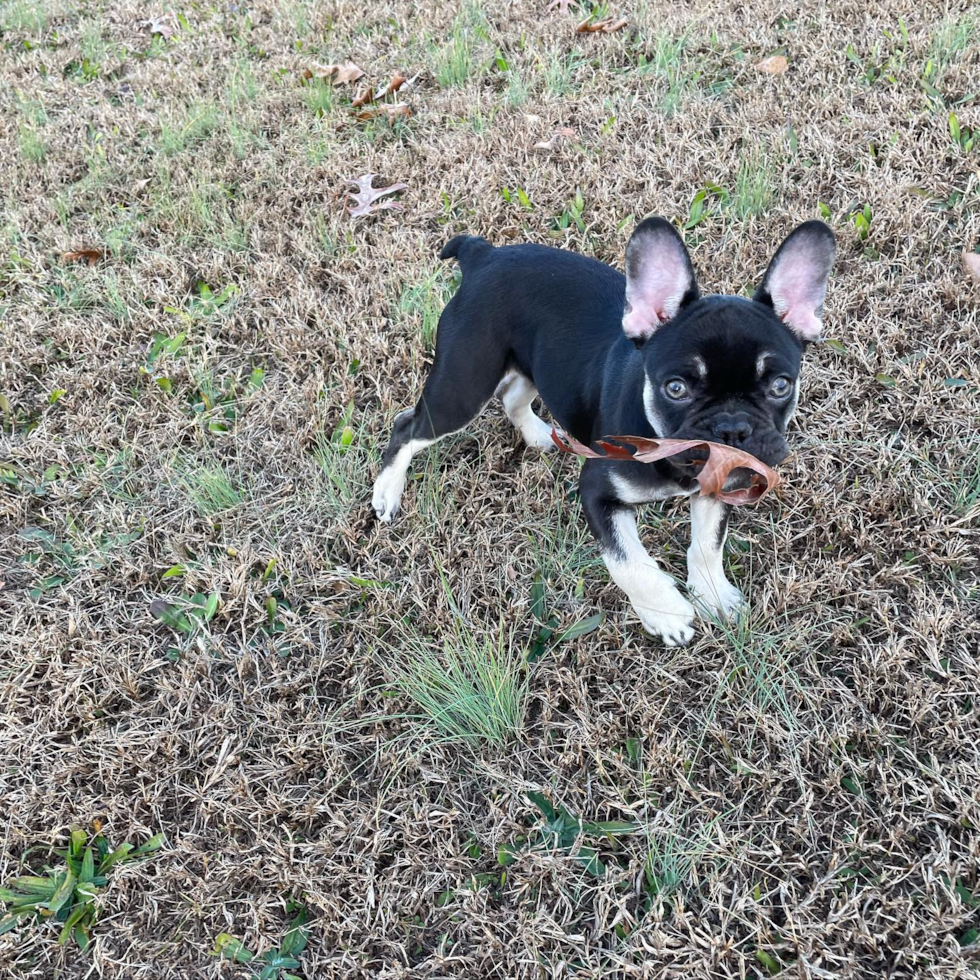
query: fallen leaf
[
  {"left": 63, "top": 248, "right": 106, "bottom": 266},
  {"left": 381, "top": 72, "right": 408, "bottom": 97},
  {"left": 534, "top": 126, "right": 576, "bottom": 151},
  {"left": 354, "top": 103, "right": 412, "bottom": 123},
  {"left": 962, "top": 250, "right": 980, "bottom": 282},
  {"left": 140, "top": 15, "right": 176, "bottom": 38},
  {"left": 351, "top": 86, "right": 375, "bottom": 108},
  {"left": 346, "top": 174, "right": 408, "bottom": 219},
  {"left": 351, "top": 73, "right": 409, "bottom": 110},
  {"left": 576, "top": 17, "right": 628, "bottom": 33},
  {"left": 551, "top": 427, "right": 781, "bottom": 506},
  {"left": 755, "top": 55, "right": 789, "bottom": 75},
  {"left": 304, "top": 62, "right": 365, "bottom": 86}
]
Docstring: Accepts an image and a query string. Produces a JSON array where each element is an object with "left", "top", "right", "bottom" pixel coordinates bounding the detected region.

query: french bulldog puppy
[{"left": 372, "top": 218, "right": 835, "bottom": 645}]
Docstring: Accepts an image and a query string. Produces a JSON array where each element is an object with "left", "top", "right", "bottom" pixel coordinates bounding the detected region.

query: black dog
[{"left": 372, "top": 218, "right": 835, "bottom": 645}]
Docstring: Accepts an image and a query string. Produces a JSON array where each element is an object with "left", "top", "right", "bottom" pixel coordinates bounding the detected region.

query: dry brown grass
[{"left": 1, "top": 0, "right": 979, "bottom": 976}]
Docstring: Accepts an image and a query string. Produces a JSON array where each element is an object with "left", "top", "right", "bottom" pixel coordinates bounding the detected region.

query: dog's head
[{"left": 621, "top": 217, "right": 835, "bottom": 468}]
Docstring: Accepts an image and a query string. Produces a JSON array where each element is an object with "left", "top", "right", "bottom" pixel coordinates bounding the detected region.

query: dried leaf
[
  {"left": 140, "top": 15, "right": 176, "bottom": 38},
  {"left": 962, "top": 250, "right": 980, "bottom": 282},
  {"left": 346, "top": 174, "right": 408, "bottom": 219},
  {"left": 550, "top": 427, "right": 780, "bottom": 506},
  {"left": 576, "top": 17, "right": 628, "bottom": 33},
  {"left": 351, "top": 74, "right": 409, "bottom": 110},
  {"left": 381, "top": 72, "right": 408, "bottom": 97},
  {"left": 62, "top": 249, "right": 106, "bottom": 266},
  {"left": 755, "top": 55, "right": 789, "bottom": 75},
  {"left": 304, "top": 62, "right": 364, "bottom": 86},
  {"left": 354, "top": 103, "right": 411, "bottom": 123},
  {"left": 351, "top": 86, "right": 375, "bottom": 108},
  {"left": 533, "top": 126, "right": 577, "bottom": 151}
]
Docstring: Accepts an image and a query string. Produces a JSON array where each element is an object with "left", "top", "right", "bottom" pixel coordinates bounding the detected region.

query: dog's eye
[
  {"left": 664, "top": 379, "right": 689, "bottom": 400},
  {"left": 769, "top": 376, "right": 793, "bottom": 398}
]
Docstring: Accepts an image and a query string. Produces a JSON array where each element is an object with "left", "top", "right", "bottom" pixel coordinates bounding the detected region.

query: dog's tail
[{"left": 439, "top": 235, "right": 492, "bottom": 270}]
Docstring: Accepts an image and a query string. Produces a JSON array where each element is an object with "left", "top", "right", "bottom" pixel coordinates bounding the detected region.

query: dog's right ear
[{"left": 622, "top": 217, "right": 700, "bottom": 347}]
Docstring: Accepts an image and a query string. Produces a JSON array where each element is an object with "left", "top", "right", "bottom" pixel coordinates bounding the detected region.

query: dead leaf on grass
[
  {"left": 550, "top": 427, "right": 781, "bottom": 506},
  {"left": 346, "top": 174, "right": 408, "bottom": 218},
  {"left": 381, "top": 72, "right": 408, "bottom": 97},
  {"left": 62, "top": 248, "right": 106, "bottom": 266},
  {"left": 303, "top": 62, "right": 365, "bottom": 85},
  {"left": 755, "top": 54, "right": 789, "bottom": 74},
  {"left": 962, "top": 250, "right": 980, "bottom": 282},
  {"left": 351, "top": 86, "right": 375, "bottom": 108},
  {"left": 576, "top": 17, "right": 628, "bottom": 33},
  {"left": 355, "top": 103, "right": 412, "bottom": 123},
  {"left": 533, "top": 126, "right": 576, "bottom": 151},
  {"left": 351, "top": 73, "right": 409, "bottom": 109},
  {"left": 140, "top": 15, "right": 176, "bottom": 38}
]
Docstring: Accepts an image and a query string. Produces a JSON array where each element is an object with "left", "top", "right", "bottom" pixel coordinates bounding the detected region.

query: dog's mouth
[{"left": 665, "top": 442, "right": 786, "bottom": 489}]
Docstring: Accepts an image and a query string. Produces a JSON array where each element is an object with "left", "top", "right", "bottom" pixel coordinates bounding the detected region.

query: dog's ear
[
  {"left": 623, "top": 217, "right": 699, "bottom": 346},
  {"left": 754, "top": 220, "right": 836, "bottom": 343}
]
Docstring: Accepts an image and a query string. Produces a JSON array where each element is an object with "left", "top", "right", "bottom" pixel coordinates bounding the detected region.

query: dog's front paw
[
  {"left": 686, "top": 570, "right": 744, "bottom": 623},
  {"left": 632, "top": 589, "right": 696, "bottom": 647},
  {"left": 371, "top": 467, "right": 407, "bottom": 523}
]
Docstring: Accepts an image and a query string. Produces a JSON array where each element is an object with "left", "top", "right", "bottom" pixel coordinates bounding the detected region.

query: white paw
[
  {"left": 632, "top": 589, "right": 696, "bottom": 647},
  {"left": 686, "top": 570, "right": 745, "bottom": 623},
  {"left": 522, "top": 420, "right": 557, "bottom": 451},
  {"left": 372, "top": 466, "right": 406, "bottom": 523}
]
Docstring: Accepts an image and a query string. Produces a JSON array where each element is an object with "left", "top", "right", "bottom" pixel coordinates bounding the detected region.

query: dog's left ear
[
  {"left": 754, "top": 220, "right": 836, "bottom": 343},
  {"left": 623, "top": 217, "right": 700, "bottom": 346}
]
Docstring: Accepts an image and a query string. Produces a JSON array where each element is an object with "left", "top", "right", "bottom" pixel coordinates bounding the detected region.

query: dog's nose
[{"left": 711, "top": 413, "right": 753, "bottom": 446}]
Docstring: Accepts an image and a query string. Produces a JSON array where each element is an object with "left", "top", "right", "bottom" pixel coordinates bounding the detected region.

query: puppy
[{"left": 372, "top": 218, "right": 835, "bottom": 645}]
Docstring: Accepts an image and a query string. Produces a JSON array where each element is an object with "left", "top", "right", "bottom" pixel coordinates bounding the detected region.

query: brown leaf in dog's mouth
[{"left": 550, "top": 428, "right": 781, "bottom": 506}]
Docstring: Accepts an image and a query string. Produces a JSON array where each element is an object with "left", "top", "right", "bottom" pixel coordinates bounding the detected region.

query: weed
[
  {"left": 212, "top": 901, "right": 310, "bottom": 979},
  {"left": 948, "top": 112, "right": 976, "bottom": 152},
  {"left": 0, "top": 828, "right": 164, "bottom": 949},
  {"left": 498, "top": 792, "right": 639, "bottom": 877}
]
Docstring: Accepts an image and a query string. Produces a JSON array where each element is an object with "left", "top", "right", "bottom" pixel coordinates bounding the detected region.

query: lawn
[{"left": 1, "top": 0, "right": 979, "bottom": 977}]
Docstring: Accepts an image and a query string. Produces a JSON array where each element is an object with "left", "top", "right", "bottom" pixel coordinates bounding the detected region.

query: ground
[{"left": 1, "top": 0, "right": 979, "bottom": 977}]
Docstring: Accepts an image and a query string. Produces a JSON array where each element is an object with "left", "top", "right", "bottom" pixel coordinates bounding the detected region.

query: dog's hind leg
[
  {"left": 372, "top": 306, "right": 508, "bottom": 522},
  {"left": 496, "top": 371, "right": 556, "bottom": 451}
]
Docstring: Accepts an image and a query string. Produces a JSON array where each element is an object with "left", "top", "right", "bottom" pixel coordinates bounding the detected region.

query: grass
[
  {"left": 1, "top": 0, "right": 979, "bottom": 976},
  {"left": 388, "top": 618, "right": 528, "bottom": 748},
  {"left": 180, "top": 462, "right": 245, "bottom": 516},
  {"left": 395, "top": 265, "right": 455, "bottom": 348}
]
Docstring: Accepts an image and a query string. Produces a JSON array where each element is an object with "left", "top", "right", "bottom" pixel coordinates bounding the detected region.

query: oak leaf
[
  {"left": 576, "top": 17, "right": 628, "bottom": 33},
  {"left": 140, "top": 15, "right": 176, "bottom": 38},
  {"left": 304, "top": 62, "right": 365, "bottom": 85},
  {"left": 63, "top": 248, "right": 106, "bottom": 266},
  {"left": 346, "top": 174, "right": 408, "bottom": 218},
  {"left": 533, "top": 126, "right": 576, "bottom": 151},
  {"left": 550, "top": 428, "right": 781, "bottom": 506},
  {"left": 351, "top": 86, "right": 375, "bottom": 108}
]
